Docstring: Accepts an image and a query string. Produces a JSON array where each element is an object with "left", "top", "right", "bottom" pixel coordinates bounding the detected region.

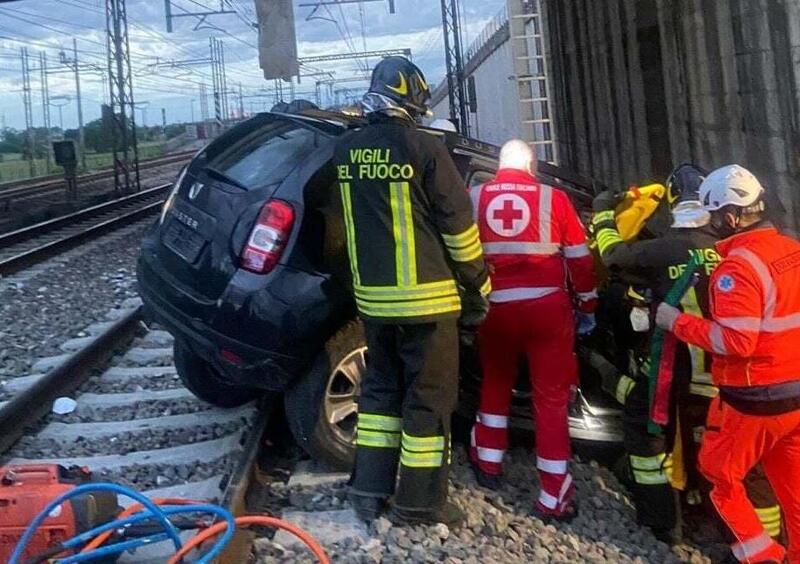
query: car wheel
[
  {"left": 285, "top": 320, "right": 365, "bottom": 471},
  {"left": 173, "top": 340, "right": 259, "bottom": 408}
]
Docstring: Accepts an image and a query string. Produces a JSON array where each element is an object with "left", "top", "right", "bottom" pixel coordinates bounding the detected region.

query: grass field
[{"left": 0, "top": 143, "right": 165, "bottom": 183}]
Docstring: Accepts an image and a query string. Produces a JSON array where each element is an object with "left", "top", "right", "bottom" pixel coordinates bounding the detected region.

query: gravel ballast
[
  {"left": 252, "top": 446, "right": 730, "bottom": 564},
  {"left": 0, "top": 220, "right": 149, "bottom": 378}
]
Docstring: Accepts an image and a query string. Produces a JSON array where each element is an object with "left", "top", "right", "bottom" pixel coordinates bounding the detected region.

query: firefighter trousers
[
  {"left": 471, "top": 293, "right": 576, "bottom": 512},
  {"left": 623, "top": 378, "right": 676, "bottom": 532},
  {"left": 699, "top": 397, "right": 800, "bottom": 563},
  {"left": 350, "top": 319, "right": 458, "bottom": 514},
  {"left": 624, "top": 381, "right": 783, "bottom": 541}
]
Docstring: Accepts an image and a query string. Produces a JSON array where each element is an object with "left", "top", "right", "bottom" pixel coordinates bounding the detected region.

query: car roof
[{"left": 265, "top": 109, "right": 599, "bottom": 201}]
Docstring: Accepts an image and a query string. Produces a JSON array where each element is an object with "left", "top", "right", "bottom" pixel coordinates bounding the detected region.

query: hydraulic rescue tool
[{"left": 0, "top": 464, "right": 118, "bottom": 563}]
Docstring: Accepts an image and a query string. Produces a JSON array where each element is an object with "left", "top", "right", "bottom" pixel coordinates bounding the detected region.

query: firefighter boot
[
  {"left": 390, "top": 501, "right": 465, "bottom": 528},
  {"left": 348, "top": 491, "right": 388, "bottom": 522}
]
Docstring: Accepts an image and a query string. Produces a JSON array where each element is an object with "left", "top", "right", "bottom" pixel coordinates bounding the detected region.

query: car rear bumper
[{"left": 137, "top": 254, "right": 302, "bottom": 391}]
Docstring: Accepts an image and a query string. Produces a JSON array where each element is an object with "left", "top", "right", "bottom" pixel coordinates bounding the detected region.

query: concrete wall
[
  {"left": 467, "top": 40, "right": 523, "bottom": 146},
  {"left": 429, "top": 14, "right": 524, "bottom": 147},
  {"left": 430, "top": 84, "right": 451, "bottom": 125},
  {"left": 545, "top": 0, "right": 800, "bottom": 231}
]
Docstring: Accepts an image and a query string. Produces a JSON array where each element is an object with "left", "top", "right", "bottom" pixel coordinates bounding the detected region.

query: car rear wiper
[{"left": 202, "top": 165, "right": 248, "bottom": 190}]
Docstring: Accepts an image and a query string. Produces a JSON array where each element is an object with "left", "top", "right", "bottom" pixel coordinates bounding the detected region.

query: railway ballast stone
[
  {"left": 0, "top": 221, "right": 146, "bottom": 378},
  {"left": 253, "top": 446, "right": 720, "bottom": 563}
]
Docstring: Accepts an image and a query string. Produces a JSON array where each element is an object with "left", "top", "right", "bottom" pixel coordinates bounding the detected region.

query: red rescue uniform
[
  {"left": 469, "top": 168, "right": 597, "bottom": 514},
  {"left": 671, "top": 226, "right": 800, "bottom": 563}
]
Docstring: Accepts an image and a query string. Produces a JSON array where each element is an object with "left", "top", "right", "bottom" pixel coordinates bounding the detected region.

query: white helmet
[
  {"left": 699, "top": 164, "right": 765, "bottom": 211},
  {"left": 499, "top": 139, "right": 536, "bottom": 174},
  {"left": 429, "top": 118, "right": 457, "bottom": 132}
]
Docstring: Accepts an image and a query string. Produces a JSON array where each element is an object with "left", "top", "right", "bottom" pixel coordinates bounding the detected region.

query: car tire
[
  {"left": 285, "top": 320, "right": 365, "bottom": 471},
  {"left": 173, "top": 340, "right": 258, "bottom": 408}
]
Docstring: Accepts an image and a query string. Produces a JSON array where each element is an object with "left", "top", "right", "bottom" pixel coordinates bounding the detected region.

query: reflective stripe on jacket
[
  {"left": 333, "top": 116, "right": 491, "bottom": 323},
  {"left": 591, "top": 209, "right": 721, "bottom": 392},
  {"left": 673, "top": 226, "right": 800, "bottom": 388},
  {"left": 473, "top": 168, "right": 597, "bottom": 311}
]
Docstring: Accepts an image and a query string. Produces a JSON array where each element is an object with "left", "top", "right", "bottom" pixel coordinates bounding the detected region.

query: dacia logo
[{"left": 188, "top": 182, "right": 204, "bottom": 200}]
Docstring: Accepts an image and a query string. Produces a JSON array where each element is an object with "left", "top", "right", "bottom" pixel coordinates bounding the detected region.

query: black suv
[{"left": 137, "top": 110, "right": 622, "bottom": 469}]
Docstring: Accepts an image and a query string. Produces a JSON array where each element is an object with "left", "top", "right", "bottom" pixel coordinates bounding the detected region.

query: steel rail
[
  {"left": 217, "top": 399, "right": 273, "bottom": 561},
  {"left": 0, "top": 307, "right": 143, "bottom": 455},
  {"left": 0, "top": 189, "right": 168, "bottom": 277},
  {"left": 0, "top": 184, "right": 170, "bottom": 248},
  {"left": 0, "top": 151, "right": 192, "bottom": 205}
]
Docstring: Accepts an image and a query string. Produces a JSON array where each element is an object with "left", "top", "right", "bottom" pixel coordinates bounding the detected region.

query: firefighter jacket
[
  {"left": 672, "top": 226, "right": 800, "bottom": 398},
  {"left": 592, "top": 210, "right": 722, "bottom": 398},
  {"left": 332, "top": 114, "right": 491, "bottom": 324},
  {"left": 472, "top": 168, "right": 597, "bottom": 312}
]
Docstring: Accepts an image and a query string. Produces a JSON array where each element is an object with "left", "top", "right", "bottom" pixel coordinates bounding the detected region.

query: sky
[{"left": 0, "top": 0, "right": 507, "bottom": 131}]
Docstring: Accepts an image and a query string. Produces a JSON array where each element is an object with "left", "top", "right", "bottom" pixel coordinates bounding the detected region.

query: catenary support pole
[
  {"left": 39, "top": 51, "right": 52, "bottom": 174},
  {"left": 73, "top": 38, "right": 87, "bottom": 171},
  {"left": 21, "top": 48, "right": 35, "bottom": 178}
]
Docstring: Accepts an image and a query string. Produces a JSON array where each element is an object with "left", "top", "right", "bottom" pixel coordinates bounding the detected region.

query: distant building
[{"left": 430, "top": 0, "right": 559, "bottom": 164}]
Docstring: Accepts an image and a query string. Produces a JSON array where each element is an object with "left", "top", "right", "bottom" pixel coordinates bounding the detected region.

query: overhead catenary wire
[
  {"left": 0, "top": 0, "right": 451, "bottom": 128},
  {"left": 0, "top": 3, "right": 263, "bottom": 115}
]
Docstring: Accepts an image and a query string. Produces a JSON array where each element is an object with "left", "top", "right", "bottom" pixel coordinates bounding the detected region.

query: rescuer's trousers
[
  {"left": 699, "top": 397, "right": 800, "bottom": 563},
  {"left": 470, "top": 293, "right": 576, "bottom": 513},
  {"left": 350, "top": 320, "right": 458, "bottom": 513},
  {"left": 623, "top": 378, "right": 676, "bottom": 532},
  {"left": 624, "top": 380, "right": 784, "bottom": 541}
]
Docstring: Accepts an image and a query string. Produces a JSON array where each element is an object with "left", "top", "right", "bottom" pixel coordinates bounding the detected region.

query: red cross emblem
[
  {"left": 486, "top": 194, "right": 530, "bottom": 237},
  {"left": 494, "top": 199, "right": 524, "bottom": 230}
]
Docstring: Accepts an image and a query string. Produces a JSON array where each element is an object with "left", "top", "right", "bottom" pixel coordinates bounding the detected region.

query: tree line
[{"left": 0, "top": 120, "right": 188, "bottom": 159}]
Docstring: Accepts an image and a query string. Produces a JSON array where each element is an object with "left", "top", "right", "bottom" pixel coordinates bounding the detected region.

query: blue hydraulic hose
[
  {"left": 56, "top": 504, "right": 235, "bottom": 564},
  {"left": 8, "top": 482, "right": 182, "bottom": 564},
  {"left": 58, "top": 533, "right": 170, "bottom": 563}
]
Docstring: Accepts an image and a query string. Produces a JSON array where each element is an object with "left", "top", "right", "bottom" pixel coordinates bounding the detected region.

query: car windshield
[{"left": 205, "top": 119, "right": 320, "bottom": 190}]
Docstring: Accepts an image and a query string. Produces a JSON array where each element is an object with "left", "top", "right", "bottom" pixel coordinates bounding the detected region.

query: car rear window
[{"left": 206, "top": 120, "right": 320, "bottom": 189}]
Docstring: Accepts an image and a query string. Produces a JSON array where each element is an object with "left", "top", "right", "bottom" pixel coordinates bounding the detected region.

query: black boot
[
  {"left": 389, "top": 501, "right": 465, "bottom": 528},
  {"left": 348, "top": 491, "right": 387, "bottom": 522},
  {"left": 469, "top": 457, "right": 502, "bottom": 490},
  {"left": 650, "top": 527, "right": 674, "bottom": 545}
]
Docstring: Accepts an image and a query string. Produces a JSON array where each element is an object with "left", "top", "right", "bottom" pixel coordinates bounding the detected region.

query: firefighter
[
  {"left": 468, "top": 139, "right": 597, "bottom": 521},
  {"left": 590, "top": 164, "right": 716, "bottom": 539},
  {"left": 591, "top": 165, "right": 783, "bottom": 544},
  {"left": 333, "top": 56, "right": 491, "bottom": 527},
  {"left": 656, "top": 165, "right": 800, "bottom": 563}
]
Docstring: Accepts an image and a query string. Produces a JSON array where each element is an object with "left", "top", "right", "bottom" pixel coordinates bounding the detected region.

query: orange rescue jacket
[{"left": 673, "top": 226, "right": 800, "bottom": 388}]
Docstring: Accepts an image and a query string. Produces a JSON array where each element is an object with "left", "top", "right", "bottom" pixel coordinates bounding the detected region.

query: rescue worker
[
  {"left": 591, "top": 164, "right": 782, "bottom": 544},
  {"left": 468, "top": 139, "right": 597, "bottom": 521},
  {"left": 591, "top": 164, "right": 717, "bottom": 539},
  {"left": 656, "top": 165, "right": 800, "bottom": 563},
  {"left": 333, "top": 56, "right": 491, "bottom": 527}
]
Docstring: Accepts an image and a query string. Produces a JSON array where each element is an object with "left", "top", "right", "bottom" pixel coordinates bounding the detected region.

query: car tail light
[
  {"left": 220, "top": 348, "right": 243, "bottom": 366},
  {"left": 240, "top": 200, "right": 294, "bottom": 273}
]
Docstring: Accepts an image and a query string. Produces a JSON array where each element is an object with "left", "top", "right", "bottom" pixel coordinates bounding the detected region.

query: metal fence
[{"left": 465, "top": 6, "right": 509, "bottom": 63}]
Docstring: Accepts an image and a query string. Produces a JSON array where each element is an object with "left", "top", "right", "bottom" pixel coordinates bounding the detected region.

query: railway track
[
  {"left": 0, "top": 151, "right": 194, "bottom": 209},
  {"left": 0, "top": 303, "right": 270, "bottom": 562},
  {"left": 0, "top": 184, "right": 170, "bottom": 277}
]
